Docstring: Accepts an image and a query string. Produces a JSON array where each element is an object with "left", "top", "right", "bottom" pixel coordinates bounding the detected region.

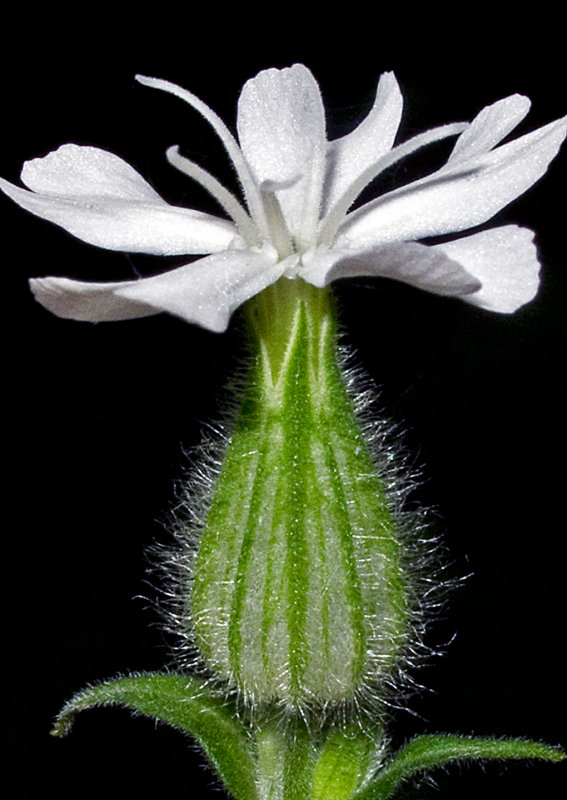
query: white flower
[{"left": 1, "top": 65, "right": 565, "bottom": 332}]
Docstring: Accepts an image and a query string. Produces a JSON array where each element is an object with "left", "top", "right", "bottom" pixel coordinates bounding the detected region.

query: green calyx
[{"left": 190, "top": 277, "right": 409, "bottom": 711}]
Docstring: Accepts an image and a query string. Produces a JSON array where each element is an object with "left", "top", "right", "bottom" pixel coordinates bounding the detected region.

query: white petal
[
  {"left": 30, "top": 276, "right": 160, "bottom": 322},
  {"left": 237, "top": 64, "right": 326, "bottom": 244},
  {"left": 323, "top": 72, "right": 403, "bottom": 212},
  {"left": 319, "top": 122, "right": 466, "bottom": 247},
  {"left": 237, "top": 64, "right": 325, "bottom": 185},
  {"left": 433, "top": 225, "right": 540, "bottom": 313},
  {"left": 448, "top": 94, "right": 531, "bottom": 164},
  {"left": 0, "top": 145, "right": 237, "bottom": 255},
  {"left": 301, "top": 241, "right": 481, "bottom": 296},
  {"left": 29, "top": 249, "right": 287, "bottom": 332},
  {"left": 339, "top": 115, "right": 567, "bottom": 249},
  {"left": 20, "top": 143, "right": 164, "bottom": 200}
]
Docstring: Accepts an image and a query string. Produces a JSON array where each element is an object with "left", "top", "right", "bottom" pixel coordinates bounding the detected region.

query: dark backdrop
[{"left": 4, "top": 10, "right": 566, "bottom": 799}]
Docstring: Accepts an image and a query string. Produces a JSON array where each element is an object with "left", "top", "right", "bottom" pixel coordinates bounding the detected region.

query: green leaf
[
  {"left": 51, "top": 672, "right": 258, "bottom": 800},
  {"left": 352, "top": 734, "right": 565, "bottom": 800}
]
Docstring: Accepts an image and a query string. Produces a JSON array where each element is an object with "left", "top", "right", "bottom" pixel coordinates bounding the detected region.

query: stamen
[
  {"left": 167, "top": 146, "right": 261, "bottom": 246},
  {"left": 261, "top": 187, "right": 294, "bottom": 259},
  {"left": 318, "top": 122, "right": 468, "bottom": 246},
  {"left": 296, "top": 145, "right": 325, "bottom": 252},
  {"left": 136, "top": 75, "right": 269, "bottom": 237}
]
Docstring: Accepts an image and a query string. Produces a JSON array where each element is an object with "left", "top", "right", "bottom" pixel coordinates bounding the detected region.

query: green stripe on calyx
[{"left": 191, "top": 277, "right": 409, "bottom": 710}]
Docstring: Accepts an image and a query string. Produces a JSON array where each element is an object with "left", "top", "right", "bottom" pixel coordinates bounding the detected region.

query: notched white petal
[
  {"left": 237, "top": 64, "right": 326, "bottom": 245},
  {"left": 0, "top": 148, "right": 238, "bottom": 256},
  {"left": 324, "top": 71, "right": 403, "bottom": 212},
  {"left": 433, "top": 225, "right": 541, "bottom": 313},
  {"left": 301, "top": 241, "right": 481, "bottom": 297},
  {"left": 237, "top": 64, "right": 325, "bottom": 185},
  {"left": 448, "top": 94, "right": 531, "bottom": 164},
  {"left": 321, "top": 122, "right": 467, "bottom": 247},
  {"left": 30, "top": 250, "right": 287, "bottom": 333},
  {"left": 30, "top": 276, "right": 160, "bottom": 322},
  {"left": 340, "top": 114, "right": 567, "bottom": 248},
  {"left": 20, "top": 144, "right": 163, "bottom": 201}
]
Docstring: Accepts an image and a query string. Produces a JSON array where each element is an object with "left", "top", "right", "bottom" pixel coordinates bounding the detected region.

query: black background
[{"left": 4, "top": 9, "right": 566, "bottom": 799}]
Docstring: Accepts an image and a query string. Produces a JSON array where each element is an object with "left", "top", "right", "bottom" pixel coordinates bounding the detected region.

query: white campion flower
[{"left": 1, "top": 65, "right": 565, "bottom": 332}]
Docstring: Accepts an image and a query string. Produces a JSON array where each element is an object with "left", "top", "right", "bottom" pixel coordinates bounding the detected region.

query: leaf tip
[{"left": 50, "top": 714, "right": 72, "bottom": 738}]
